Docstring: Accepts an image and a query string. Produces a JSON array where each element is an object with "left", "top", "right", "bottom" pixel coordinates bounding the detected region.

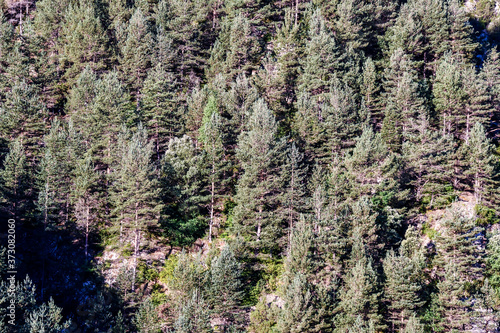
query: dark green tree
[
  {"left": 110, "top": 125, "right": 163, "bottom": 291},
  {"left": 233, "top": 99, "right": 287, "bottom": 254}
]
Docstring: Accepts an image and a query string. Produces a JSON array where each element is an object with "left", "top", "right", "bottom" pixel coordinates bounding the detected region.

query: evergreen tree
[
  {"left": 25, "top": 298, "right": 71, "bottom": 333},
  {"left": 72, "top": 155, "right": 98, "bottom": 259},
  {"left": 333, "top": 0, "right": 373, "bottom": 51},
  {"left": 344, "top": 126, "right": 400, "bottom": 201},
  {"left": 380, "top": 49, "right": 428, "bottom": 151},
  {"left": 200, "top": 97, "right": 230, "bottom": 242},
  {"left": 133, "top": 297, "right": 162, "bottom": 333},
  {"left": 335, "top": 251, "right": 382, "bottom": 331},
  {"left": 402, "top": 115, "right": 455, "bottom": 207},
  {"left": 156, "top": 0, "right": 211, "bottom": 86},
  {"left": 0, "top": 139, "right": 28, "bottom": 219},
  {"left": 59, "top": 0, "right": 109, "bottom": 90},
  {"left": 297, "top": 10, "right": 341, "bottom": 98},
  {"left": 282, "top": 143, "right": 308, "bottom": 247},
  {"left": 233, "top": 99, "right": 287, "bottom": 254},
  {"left": 120, "top": 8, "right": 154, "bottom": 94},
  {"left": 207, "top": 13, "right": 261, "bottom": 82},
  {"left": 161, "top": 135, "right": 208, "bottom": 245},
  {"left": 207, "top": 246, "right": 243, "bottom": 329},
  {"left": 460, "top": 122, "right": 498, "bottom": 205},
  {"left": 141, "top": 62, "right": 182, "bottom": 161},
  {"left": 110, "top": 125, "right": 163, "bottom": 291},
  {"left": 383, "top": 230, "right": 425, "bottom": 332},
  {"left": 276, "top": 272, "right": 316, "bottom": 333},
  {"left": 174, "top": 289, "right": 214, "bottom": 333},
  {"left": 434, "top": 206, "right": 485, "bottom": 331},
  {"left": 0, "top": 79, "right": 46, "bottom": 156}
]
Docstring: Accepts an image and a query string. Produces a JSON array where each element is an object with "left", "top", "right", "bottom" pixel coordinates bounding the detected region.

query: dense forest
[{"left": 0, "top": 0, "right": 500, "bottom": 331}]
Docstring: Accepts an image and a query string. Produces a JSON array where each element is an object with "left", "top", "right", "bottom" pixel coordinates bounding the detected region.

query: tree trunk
[{"left": 132, "top": 203, "right": 139, "bottom": 292}]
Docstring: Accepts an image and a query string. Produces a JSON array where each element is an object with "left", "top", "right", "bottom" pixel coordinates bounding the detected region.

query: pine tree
[
  {"left": 25, "top": 298, "right": 71, "bottom": 333},
  {"left": 74, "top": 70, "right": 134, "bottom": 172},
  {"left": 480, "top": 47, "right": 500, "bottom": 118},
  {"left": 276, "top": 272, "right": 316, "bottom": 333},
  {"left": 161, "top": 136, "right": 208, "bottom": 245},
  {"left": 72, "top": 155, "right": 98, "bottom": 259},
  {"left": 460, "top": 122, "right": 498, "bottom": 205},
  {"left": 447, "top": 0, "right": 478, "bottom": 64},
  {"left": 59, "top": 0, "right": 109, "bottom": 91},
  {"left": 283, "top": 143, "right": 308, "bottom": 248},
  {"left": 207, "top": 13, "right": 261, "bottom": 82},
  {"left": 37, "top": 119, "right": 78, "bottom": 227},
  {"left": 0, "top": 139, "right": 28, "bottom": 219},
  {"left": 380, "top": 49, "right": 429, "bottom": 151},
  {"left": 383, "top": 234, "right": 425, "bottom": 332},
  {"left": 402, "top": 115, "right": 455, "bottom": 206},
  {"left": 344, "top": 126, "right": 399, "bottom": 201},
  {"left": 141, "top": 62, "right": 182, "bottom": 161},
  {"left": 110, "top": 125, "right": 163, "bottom": 291},
  {"left": 133, "top": 297, "right": 162, "bottom": 333},
  {"left": 174, "top": 289, "right": 214, "bottom": 333},
  {"left": 120, "top": 8, "right": 154, "bottom": 94},
  {"left": 335, "top": 251, "right": 382, "bottom": 331},
  {"left": 199, "top": 97, "right": 230, "bottom": 242},
  {"left": 433, "top": 54, "right": 489, "bottom": 140},
  {"left": 0, "top": 79, "right": 46, "bottom": 157},
  {"left": 361, "top": 57, "right": 379, "bottom": 123},
  {"left": 293, "top": 82, "right": 367, "bottom": 163},
  {"left": 297, "top": 10, "right": 341, "bottom": 98},
  {"left": 233, "top": 99, "right": 287, "bottom": 254},
  {"left": 333, "top": 0, "right": 373, "bottom": 51},
  {"left": 207, "top": 246, "right": 243, "bottom": 329},
  {"left": 434, "top": 206, "right": 485, "bottom": 331},
  {"left": 156, "top": 0, "right": 211, "bottom": 86}
]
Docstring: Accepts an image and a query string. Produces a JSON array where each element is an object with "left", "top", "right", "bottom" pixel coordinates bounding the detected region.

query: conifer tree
[
  {"left": 207, "top": 13, "right": 261, "bottom": 82},
  {"left": 200, "top": 97, "right": 230, "bottom": 242},
  {"left": 402, "top": 115, "right": 455, "bottom": 206},
  {"left": 25, "top": 298, "right": 71, "bottom": 333},
  {"left": 272, "top": 9, "right": 301, "bottom": 119},
  {"left": 110, "top": 125, "right": 163, "bottom": 291},
  {"left": 141, "top": 62, "right": 182, "bottom": 161},
  {"left": 460, "top": 122, "right": 498, "bottom": 205},
  {"left": 380, "top": 49, "right": 428, "bottom": 150},
  {"left": 161, "top": 135, "right": 208, "bottom": 245},
  {"left": 120, "top": 8, "right": 154, "bottom": 94},
  {"left": 72, "top": 155, "right": 98, "bottom": 259},
  {"left": 344, "top": 126, "right": 399, "bottom": 201},
  {"left": 383, "top": 227, "right": 425, "bottom": 332},
  {"left": 361, "top": 57, "right": 379, "bottom": 122},
  {"left": 0, "top": 79, "right": 46, "bottom": 156},
  {"left": 233, "top": 99, "right": 287, "bottom": 254},
  {"left": 207, "top": 246, "right": 243, "bottom": 329},
  {"left": 433, "top": 54, "right": 489, "bottom": 140},
  {"left": 0, "top": 139, "right": 28, "bottom": 219},
  {"left": 480, "top": 48, "right": 500, "bottom": 117},
  {"left": 133, "top": 297, "right": 162, "bottom": 333},
  {"left": 222, "top": 74, "right": 259, "bottom": 146},
  {"left": 276, "top": 272, "right": 316, "bottom": 333},
  {"left": 174, "top": 289, "right": 213, "bottom": 333},
  {"left": 434, "top": 206, "right": 485, "bottom": 331},
  {"left": 297, "top": 10, "right": 341, "bottom": 98},
  {"left": 283, "top": 143, "right": 308, "bottom": 247},
  {"left": 333, "top": 0, "right": 373, "bottom": 51},
  {"left": 335, "top": 251, "right": 382, "bottom": 331},
  {"left": 156, "top": 0, "right": 211, "bottom": 85},
  {"left": 37, "top": 119, "right": 79, "bottom": 226},
  {"left": 59, "top": 0, "right": 109, "bottom": 90}
]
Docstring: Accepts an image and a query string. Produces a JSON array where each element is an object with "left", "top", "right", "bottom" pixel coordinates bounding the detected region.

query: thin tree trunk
[
  {"left": 132, "top": 203, "right": 139, "bottom": 292},
  {"left": 85, "top": 205, "right": 89, "bottom": 259}
]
